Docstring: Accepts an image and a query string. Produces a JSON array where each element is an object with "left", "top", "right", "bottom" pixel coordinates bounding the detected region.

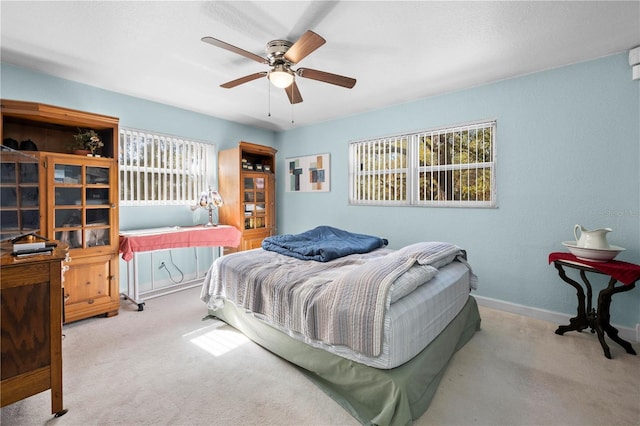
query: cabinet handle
[{"left": 88, "top": 299, "right": 94, "bottom": 304}]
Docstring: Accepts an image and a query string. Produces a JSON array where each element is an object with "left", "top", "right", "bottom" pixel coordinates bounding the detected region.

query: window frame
[
  {"left": 349, "top": 120, "right": 497, "bottom": 207},
  {"left": 118, "top": 128, "right": 216, "bottom": 206}
]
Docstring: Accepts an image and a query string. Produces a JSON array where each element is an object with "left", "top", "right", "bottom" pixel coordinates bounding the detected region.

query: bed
[{"left": 201, "top": 226, "right": 481, "bottom": 425}]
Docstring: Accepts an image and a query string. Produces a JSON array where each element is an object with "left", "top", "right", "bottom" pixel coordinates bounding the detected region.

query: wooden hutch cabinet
[
  {"left": 1, "top": 99, "right": 120, "bottom": 323},
  {"left": 218, "top": 141, "right": 277, "bottom": 253}
]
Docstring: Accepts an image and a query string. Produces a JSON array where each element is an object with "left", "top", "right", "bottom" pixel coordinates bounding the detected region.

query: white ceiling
[{"left": 1, "top": 1, "right": 639, "bottom": 132}]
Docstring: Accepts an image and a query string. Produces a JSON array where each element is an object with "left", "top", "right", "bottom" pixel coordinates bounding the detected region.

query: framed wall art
[{"left": 286, "top": 153, "right": 330, "bottom": 192}]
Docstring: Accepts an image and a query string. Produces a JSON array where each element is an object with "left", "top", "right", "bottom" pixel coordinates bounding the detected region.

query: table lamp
[{"left": 197, "top": 187, "right": 224, "bottom": 227}]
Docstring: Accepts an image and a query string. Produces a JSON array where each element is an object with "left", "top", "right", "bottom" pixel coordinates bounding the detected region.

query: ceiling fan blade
[
  {"left": 284, "top": 30, "right": 326, "bottom": 64},
  {"left": 202, "top": 36, "right": 268, "bottom": 64},
  {"left": 296, "top": 68, "right": 356, "bottom": 89},
  {"left": 285, "top": 81, "right": 303, "bottom": 104},
  {"left": 221, "top": 72, "right": 267, "bottom": 88}
]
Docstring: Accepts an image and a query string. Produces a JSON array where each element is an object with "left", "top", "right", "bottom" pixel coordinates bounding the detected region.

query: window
[
  {"left": 349, "top": 121, "right": 496, "bottom": 207},
  {"left": 119, "top": 129, "right": 215, "bottom": 206}
]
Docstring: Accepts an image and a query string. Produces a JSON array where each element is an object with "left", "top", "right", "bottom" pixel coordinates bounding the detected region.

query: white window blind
[
  {"left": 119, "top": 129, "right": 215, "bottom": 206},
  {"left": 349, "top": 121, "right": 496, "bottom": 207},
  {"left": 349, "top": 136, "right": 409, "bottom": 204}
]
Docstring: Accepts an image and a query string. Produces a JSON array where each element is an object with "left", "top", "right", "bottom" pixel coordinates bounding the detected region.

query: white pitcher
[{"left": 574, "top": 224, "right": 612, "bottom": 249}]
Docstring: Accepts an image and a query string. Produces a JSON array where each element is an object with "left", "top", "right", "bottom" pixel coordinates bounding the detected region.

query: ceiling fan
[{"left": 201, "top": 30, "right": 356, "bottom": 104}]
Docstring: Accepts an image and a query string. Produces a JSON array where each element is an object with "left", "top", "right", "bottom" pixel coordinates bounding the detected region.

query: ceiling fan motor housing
[{"left": 266, "top": 40, "right": 293, "bottom": 65}]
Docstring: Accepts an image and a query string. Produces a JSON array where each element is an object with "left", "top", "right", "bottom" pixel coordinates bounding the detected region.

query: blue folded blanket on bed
[{"left": 261, "top": 226, "right": 388, "bottom": 262}]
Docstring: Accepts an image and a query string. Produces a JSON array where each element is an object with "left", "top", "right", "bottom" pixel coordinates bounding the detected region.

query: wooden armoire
[{"left": 217, "top": 141, "right": 277, "bottom": 253}]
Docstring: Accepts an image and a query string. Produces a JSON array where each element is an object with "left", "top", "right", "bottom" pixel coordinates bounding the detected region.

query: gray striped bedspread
[{"left": 201, "top": 241, "right": 475, "bottom": 357}]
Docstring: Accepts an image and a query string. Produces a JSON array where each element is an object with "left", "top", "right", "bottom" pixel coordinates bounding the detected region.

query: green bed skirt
[{"left": 210, "top": 296, "right": 481, "bottom": 426}]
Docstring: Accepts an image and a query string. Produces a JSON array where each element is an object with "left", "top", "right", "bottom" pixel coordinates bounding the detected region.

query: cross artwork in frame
[{"left": 286, "top": 153, "right": 330, "bottom": 192}]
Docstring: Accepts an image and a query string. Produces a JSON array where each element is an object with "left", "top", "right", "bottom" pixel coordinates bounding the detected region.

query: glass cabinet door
[
  {"left": 243, "top": 175, "right": 267, "bottom": 230},
  {"left": 51, "top": 159, "right": 112, "bottom": 250},
  {"left": 19, "top": 162, "right": 40, "bottom": 231},
  {"left": 0, "top": 148, "right": 40, "bottom": 240}
]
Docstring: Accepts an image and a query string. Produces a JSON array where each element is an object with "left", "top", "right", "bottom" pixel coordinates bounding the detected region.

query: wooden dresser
[{"left": 0, "top": 241, "right": 68, "bottom": 417}]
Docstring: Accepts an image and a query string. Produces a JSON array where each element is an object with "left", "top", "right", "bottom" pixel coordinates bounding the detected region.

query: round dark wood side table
[{"left": 548, "top": 252, "right": 639, "bottom": 359}]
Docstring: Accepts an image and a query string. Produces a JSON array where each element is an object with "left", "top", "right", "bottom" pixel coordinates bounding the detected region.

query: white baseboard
[{"left": 474, "top": 295, "right": 639, "bottom": 343}]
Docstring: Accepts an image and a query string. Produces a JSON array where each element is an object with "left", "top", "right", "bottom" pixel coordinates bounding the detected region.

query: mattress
[
  {"left": 206, "top": 258, "right": 472, "bottom": 369},
  {"left": 330, "top": 260, "right": 471, "bottom": 368}
]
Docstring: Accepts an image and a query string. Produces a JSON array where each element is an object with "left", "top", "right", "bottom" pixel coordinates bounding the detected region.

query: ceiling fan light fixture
[
  {"left": 204, "top": 30, "right": 355, "bottom": 105},
  {"left": 269, "top": 66, "right": 294, "bottom": 88}
]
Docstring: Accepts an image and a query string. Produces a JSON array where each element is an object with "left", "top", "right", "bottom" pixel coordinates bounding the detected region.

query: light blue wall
[
  {"left": 2, "top": 54, "right": 638, "bottom": 328},
  {"left": 1, "top": 63, "right": 277, "bottom": 229},
  {"left": 1, "top": 62, "right": 276, "bottom": 293},
  {"left": 274, "top": 53, "right": 640, "bottom": 328}
]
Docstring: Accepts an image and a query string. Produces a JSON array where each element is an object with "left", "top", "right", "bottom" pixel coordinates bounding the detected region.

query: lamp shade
[
  {"left": 210, "top": 190, "right": 223, "bottom": 208},
  {"left": 197, "top": 187, "right": 224, "bottom": 227},
  {"left": 269, "top": 66, "right": 294, "bottom": 88}
]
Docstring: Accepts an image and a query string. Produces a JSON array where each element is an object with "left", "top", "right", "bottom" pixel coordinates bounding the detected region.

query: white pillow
[
  {"left": 389, "top": 264, "right": 438, "bottom": 303},
  {"left": 393, "top": 241, "right": 461, "bottom": 269}
]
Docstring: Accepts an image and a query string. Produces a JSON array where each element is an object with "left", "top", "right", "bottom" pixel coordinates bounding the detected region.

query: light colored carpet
[{"left": 1, "top": 286, "right": 638, "bottom": 426}]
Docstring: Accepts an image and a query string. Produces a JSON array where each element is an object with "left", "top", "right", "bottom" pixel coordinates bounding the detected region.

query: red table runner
[
  {"left": 548, "top": 252, "right": 640, "bottom": 285},
  {"left": 119, "top": 225, "right": 241, "bottom": 261}
]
